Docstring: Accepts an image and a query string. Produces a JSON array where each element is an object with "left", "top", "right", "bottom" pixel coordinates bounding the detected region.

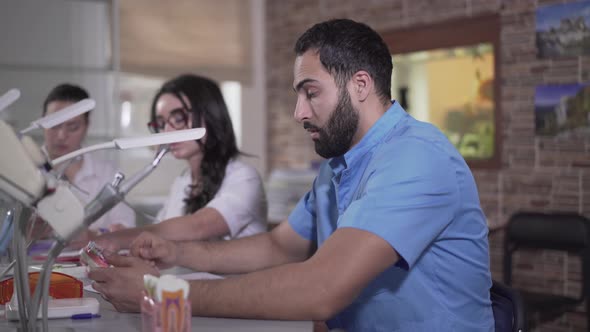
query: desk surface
[{"left": 0, "top": 291, "right": 313, "bottom": 332}]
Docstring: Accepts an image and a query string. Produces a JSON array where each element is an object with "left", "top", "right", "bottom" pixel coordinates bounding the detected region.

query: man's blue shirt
[{"left": 288, "top": 102, "right": 494, "bottom": 331}]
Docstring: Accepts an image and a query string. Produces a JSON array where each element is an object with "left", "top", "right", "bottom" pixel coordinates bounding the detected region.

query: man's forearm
[
  {"left": 188, "top": 260, "right": 334, "bottom": 321},
  {"left": 185, "top": 228, "right": 399, "bottom": 322},
  {"left": 175, "top": 233, "right": 291, "bottom": 274},
  {"left": 98, "top": 213, "right": 209, "bottom": 250},
  {"left": 98, "top": 226, "right": 145, "bottom": 249},
  {"left": 175, "top": 223, "right": 312, "bottom": 274},
  {"left": 151, "top": 208, "right": 230, "bottom": 241}
]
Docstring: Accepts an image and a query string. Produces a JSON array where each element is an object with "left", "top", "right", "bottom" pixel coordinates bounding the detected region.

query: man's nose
[
  {"left": 56, "top": 126, "right": 68, "bottom": 139},
  {"left": 294, "top": 97, "right": 310, "bottom": 123}
]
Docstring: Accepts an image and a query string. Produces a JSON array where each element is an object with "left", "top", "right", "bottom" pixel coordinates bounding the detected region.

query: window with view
[
  {"left": 383, "top": 15, "right": 501, "bottom": 168},
  {"left": 391, "top": 43, "right": 495, "bottom": 160}
]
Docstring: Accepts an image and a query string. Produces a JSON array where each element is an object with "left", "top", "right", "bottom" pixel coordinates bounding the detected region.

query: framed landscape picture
[
  {"left": 535, "top": 83, "right": 590, "bottom": 136},
  {"left": 536, "top": 0, "right": 590, "bottom": 58}
]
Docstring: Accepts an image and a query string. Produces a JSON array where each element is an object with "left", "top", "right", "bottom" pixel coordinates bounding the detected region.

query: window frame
[{"left": 382, "top": 15, "right": 502, "bottom": 169}]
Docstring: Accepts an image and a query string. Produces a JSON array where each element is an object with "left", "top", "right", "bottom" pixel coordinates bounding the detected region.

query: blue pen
[{"left": 71, "top": 313, "right": 101, "bottom": 320}]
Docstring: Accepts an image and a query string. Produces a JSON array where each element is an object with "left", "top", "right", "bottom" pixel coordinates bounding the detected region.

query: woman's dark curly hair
[{"left": 150, "top": 74, "right": 240, "bottom": 215}]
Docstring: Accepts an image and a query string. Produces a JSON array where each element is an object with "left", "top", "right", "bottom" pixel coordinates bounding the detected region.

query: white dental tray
[{"left": 5, "top": 297, "right": 99, "bottom": 320}]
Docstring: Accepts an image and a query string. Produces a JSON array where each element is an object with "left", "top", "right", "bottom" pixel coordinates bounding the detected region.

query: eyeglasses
[
  {"left": 147, "top": 108, "right": 189, "bottom": 133},
  {"left": 0, "top": 271, "right": 83, "bottom": 304}
]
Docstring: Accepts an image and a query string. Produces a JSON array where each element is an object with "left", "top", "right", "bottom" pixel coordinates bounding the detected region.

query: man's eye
[{"left": 306, "top": 91, "right": 317, "bottom": 99}]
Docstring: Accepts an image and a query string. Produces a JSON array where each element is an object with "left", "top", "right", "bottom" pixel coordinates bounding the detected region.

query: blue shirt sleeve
[
  {"left": 288, "top": 186, "right": 317, "bottom": 242},
  {"left": 338, "top": 138, "right": 459, "bottom": 269}
]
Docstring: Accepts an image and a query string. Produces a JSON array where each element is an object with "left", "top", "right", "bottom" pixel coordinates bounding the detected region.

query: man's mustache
[{"left": 303, "top": 122, "right": 320, "bottom": 131}]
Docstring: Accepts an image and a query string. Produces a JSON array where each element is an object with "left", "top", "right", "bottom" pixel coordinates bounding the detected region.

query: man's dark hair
[
  {"left": 42, "top": 83, "right": 91, "bottom": 122},
  {"left": 150, "top": 74, "right": 240, "bottom": 215},
  {"left": 294, "top": 19, "right": 393, "bottom": 104}
]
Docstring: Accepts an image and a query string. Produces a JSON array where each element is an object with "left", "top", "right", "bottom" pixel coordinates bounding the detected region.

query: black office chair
[
  {"left": 491, "top": 280, "right": 527, "bottom": 332},
  {"left": 503, "top": 212, "right": 590, "bottom": 330}
]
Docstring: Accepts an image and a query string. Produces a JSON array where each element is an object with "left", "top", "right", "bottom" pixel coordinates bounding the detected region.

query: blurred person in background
[{"left": 41, "top": 83, "right": 135, "bottom": 246}]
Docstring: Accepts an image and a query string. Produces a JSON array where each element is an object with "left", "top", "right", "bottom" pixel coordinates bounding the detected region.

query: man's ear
[{"left": 351, "top": 71, "right": 372, "bottom": 102}]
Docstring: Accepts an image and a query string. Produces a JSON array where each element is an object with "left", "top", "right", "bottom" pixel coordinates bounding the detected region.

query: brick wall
[{"left": 266, "top": 0, "right": 590, "bottom": 330}]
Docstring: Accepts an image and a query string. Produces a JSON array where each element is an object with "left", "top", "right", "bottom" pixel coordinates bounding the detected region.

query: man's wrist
[
  {"left": 174, "top": 241, "right": 185, "bottom": 266},
  {"left": 176, "top": 241, "right": 205, "bottom": 271}
]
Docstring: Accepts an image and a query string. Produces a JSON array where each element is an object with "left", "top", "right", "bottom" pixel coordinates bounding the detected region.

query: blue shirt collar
[{"left": 328, "top": 101, "right": 406, "bottom": 173}]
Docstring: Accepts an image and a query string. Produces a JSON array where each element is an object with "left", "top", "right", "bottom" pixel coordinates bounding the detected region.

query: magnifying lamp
[
  {"left": 0, "top": 98, "right": 96, "bottom": 205},
  {"left": 0, "top": 97, "right": 97, "bottom": 321},
  {"left": 0, "top": 90, "right": 94, "bottom": 135},
  {"left": 32, "top": 128, "right": 206, "bottom": 329},
  {"left": 19, "top": 99, "right": 95, "bottom": 134},
  {"left": 51, "top": 128, "right": 206, "bottom": 166},
  {"left": 0, "top": 89, "right": 20, "bottom": 113},
  {"left": 38, "top": 127, "right": 206, "bottom": 241},
  {"left": 4, "top": 127, "right": 206, "bottom": 330},
  {"left": 0, "top": 96, "right": 96, "bottom": 275}
]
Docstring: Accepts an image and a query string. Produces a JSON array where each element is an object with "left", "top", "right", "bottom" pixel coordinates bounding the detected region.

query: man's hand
[
  {"left": 108, "top": 223, "right": 126, "bottom": 232},
  {"left": 130, "top": 231, "right": 178, "bottom": 269},
  {"left": 88, "top": 254, "right": 159, "bottom": 312},
  {"left": 67, "top": 230, "right": 93, "bottom": 250},
  {"left": 93, "top": 236, "right": 122, "bottom": 256}
]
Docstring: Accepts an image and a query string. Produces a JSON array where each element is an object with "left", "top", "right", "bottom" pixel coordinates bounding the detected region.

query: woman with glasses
[
  {"left": 97, "top": 74, "right": 267, "bottom": 250},
  {"left": 40, "top": 83, "right": 136, "bottom": 245}
]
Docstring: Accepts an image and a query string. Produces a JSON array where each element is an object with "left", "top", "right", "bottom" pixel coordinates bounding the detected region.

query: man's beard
[{"left": 304, "top": 89, "right": 359, "bottom": 159}]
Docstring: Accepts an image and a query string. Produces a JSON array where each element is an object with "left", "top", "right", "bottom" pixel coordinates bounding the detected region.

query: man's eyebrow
[{"left": 293, "top": 78, "right": 317, "bottom": 92}]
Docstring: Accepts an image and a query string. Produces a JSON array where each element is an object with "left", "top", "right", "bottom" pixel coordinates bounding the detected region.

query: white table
[
  {"left": 0, "top": 291, "right": 313, "bottom": 331},
  {"left": 0, "top": 251, "right": 313, "bottom": 331}
]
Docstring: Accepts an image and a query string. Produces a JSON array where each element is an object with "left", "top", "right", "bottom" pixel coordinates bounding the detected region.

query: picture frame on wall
[
  {"left": 536, "top": 0, "right": 590, "bottom": 58},
  {"left": 535, "top": 83, "right": 590, "bottom": 136}
]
